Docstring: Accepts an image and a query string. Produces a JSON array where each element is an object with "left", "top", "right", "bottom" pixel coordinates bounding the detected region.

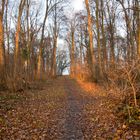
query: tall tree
[
  {"left": 50, "top": 0, "right": 65, "bottom": 77},
  {"left": 51, "top": 2, "right": 58, "bottom": 77},
  {"left": 95, "top": 0, "right": 102, "bottom": 78},
  {"left": 101, "top": 0, "right": 107, "bottom": 71},
  {"left": 136, "top": 0, "right": 140, "bottom": 58},
  {"left": 0, "top": 0, "right": 5, "bottom": 85},
  {"left": 116, "top": 0, "right": 134, "bottom": 60},
  {"left": 26, "top": 0, "right": 31, "bottom": 80},
  {"left": 85, "top": 0, "right": 95, "bottom": 80},
  {"left": 37, "top": 0, "right": 63, "bottom": 78},
  {"left": 14, "top": 0, "right": 26, "bottom": 77},
  {"left": 5, "top": 0, "right": 10, "bottom": 70},
  {"left": 70, "top": 21, "right": 75, "bottom": 77},
  {"left": 106, "top": 1, "right": 116, "bottom": 67},
  {"left": 37, "top": 0, "right": 49, "bottom": 79}
]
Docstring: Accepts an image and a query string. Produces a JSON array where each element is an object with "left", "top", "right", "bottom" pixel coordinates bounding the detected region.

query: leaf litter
[{"left": 0, "top": 77, "right": 139, "bottom": 139}]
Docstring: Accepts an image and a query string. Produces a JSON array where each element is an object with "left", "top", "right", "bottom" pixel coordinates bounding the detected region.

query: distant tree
[{"left": 56, "top": 50, "right": 69, "bottom": 75}]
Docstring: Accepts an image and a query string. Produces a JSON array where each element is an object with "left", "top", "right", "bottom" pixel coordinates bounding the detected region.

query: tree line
[
  {"left": 0, "top": 0, "right": 69, "bottom": 91},
  {"left": 67, "top": 0, "right": 140, "bottom": 107},
  {"left": 0, "top": 0, "right": 140, "bottom": 107}
]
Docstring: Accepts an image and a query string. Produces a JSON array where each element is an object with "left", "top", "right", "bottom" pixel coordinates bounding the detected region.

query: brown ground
[{"left": 0, "top": 76, "right": 139, "bottom": 140}]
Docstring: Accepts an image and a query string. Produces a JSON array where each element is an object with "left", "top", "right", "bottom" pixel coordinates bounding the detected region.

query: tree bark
[
  {"left": 5, "top": 0, "right": 10, "bottom": 71},
  {"left": 136, "top": 0, "right": 140, "bottom": 58},
  {"left": 106, "top": 3, "right": 115, "bottom": 68},
  {"left": 37, "top": 0, "right": 49, "bottom": 79},
  {"left": 51, "top": 34, "right": 57, "bottom": 77},
  {"left": 70, "top": 28, "right": 75, "bottom": 77},
  {"left": 117, "top": 0, "right": 134, "bottom": 60},
  {"left": 14, "top": 0, "right": 26, "bottom": 77},
  {"left": 51, "top": 3, "right": 58, "bottom": 77},
  {"left": 26, "top": 0, "right": 31, "bottom": 80},
  {"left": 96, "top": 0, "right": 102, "bottom": 78},
  {"left": 85, "top": 0, "right": 95, "bottom": 80},
  {"left": 0, "top": 0, "right": 5, "bottom": 84},
  {"left": 101, "top": 0, "right": 107, "bottom": 71}
]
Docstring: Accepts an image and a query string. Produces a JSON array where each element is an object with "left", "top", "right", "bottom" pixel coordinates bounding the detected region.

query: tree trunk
[
  {"left": 5, "top": 0, "right": 10, "bottom": 72},
  {"left": 70, "top": 29, "right": 75, "bottom": 77},
  {"left": 136, "top": 0, "right": 140, "bottom": 58},
  {"left": 37, "top": 0, "right": 48, "bottom": 79},
  {"left": 79, "top": 31, "right": 83, "bottom": 66},
  {"left": 14, "top": 0, "right": 25, "bottom": 77},
  {"left": 101, "top": 0, "right": 107, "bottom": 72},
  {"left": 51, "top": 34, "right": 57, "bottom": 77},
  {"left": 106, "top": 3, "right": 115, "bottom": 68},
  {"left": 96, "top": 0, "right": 102, "bottom": 78},
  {"left": 117, "top": 0, "right": 134, "bottom": 60},
  {"left": 26, "top": 0, "right": 31, "bottom": 80},
  {"left": 51, "top": 3, "right": 58, "bottom": 77},
  {"left": 85, "top": 0, "right": 96, "bottom": 80},
  {"left": 0, "top": 0, "right": 5, "bottom": 85}
]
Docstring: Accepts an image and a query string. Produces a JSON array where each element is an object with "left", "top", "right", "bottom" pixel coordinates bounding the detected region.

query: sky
[{"left": 72, "top": 0, "right": 84, "bottom": 11}]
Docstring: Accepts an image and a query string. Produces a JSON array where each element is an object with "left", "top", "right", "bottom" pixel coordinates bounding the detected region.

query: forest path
[
  {"left": 0, "top": 76, "right": 90, "bottom": 139},
  {"left": 0, "top": 76, "right": 137, "bottom": 139},
  {"left": 64, "top": 77, "right": 87, "bottom": 140}
]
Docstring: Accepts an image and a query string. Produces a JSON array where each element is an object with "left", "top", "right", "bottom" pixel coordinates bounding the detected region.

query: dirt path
[
  {"left": 0, "top": 77, "right": 91, "bottom": 139},
  {"left": 0, "top": 77, "right": 139, "bottom": 139},
  {"left": 64, "top": 78, "right": 85, "bottom": 140}
]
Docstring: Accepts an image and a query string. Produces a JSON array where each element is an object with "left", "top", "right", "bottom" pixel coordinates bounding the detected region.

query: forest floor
[{"left": 0, "top": 76, "right": 140, "bottom": 140}]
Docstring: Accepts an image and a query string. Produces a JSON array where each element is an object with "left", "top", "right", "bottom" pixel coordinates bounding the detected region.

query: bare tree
[
  {"left": 56, "top": 49, "right": 69, "bottom": 75},
  {"left": 50, "top": 0, "right": 64, "bottom": 77},
  {"left": 85, "top": 0, "right": 96, "bottom": 80},
  {"left": 37, "top": 0, "right": 49, "bottom": 79},
  {"left": 0, "top": 0, "right": 5, "bottom": 85},
  {"left": 95, "top": 0, "right": 102, "bottom": 78},
  {"left": 14, "top": 0, "right": 26, "bottom": 76},
  {"left": 101, "top": 0, "right": 107, "bottom": 72}
]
